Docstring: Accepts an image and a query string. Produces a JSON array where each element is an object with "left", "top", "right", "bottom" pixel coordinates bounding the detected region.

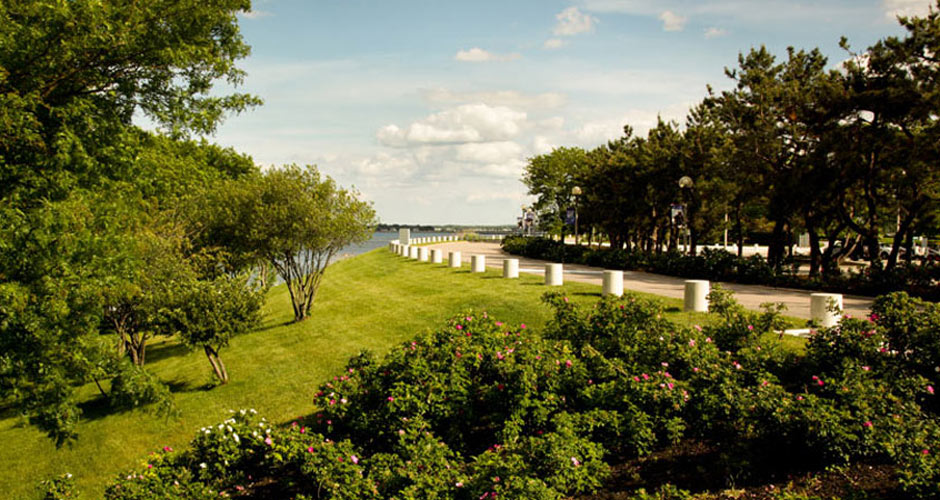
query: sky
[{"left": 205, "top": 0, "right": 938, "bottom": 225}]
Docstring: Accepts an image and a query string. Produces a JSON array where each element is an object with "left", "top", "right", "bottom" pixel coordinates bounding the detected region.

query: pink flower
[
  {"left": 350, "top": 455, "right": 359, "bottom": 464},
  {"left": 147, "top": 464, "right": 152, "bottom": 469},
  {"left": 300, "top": 426, "right": 306, "bottom": 434},
  {"left": 633, "top": 376, "right": 640, "bottom": 382},
  {"left": 705, "top": 337, "right": 712, "bottom": 343},
  {"left": 163, "top": 446, "right": 173, "bottom": 452},
  {"left": 693, "top": 324, "right": 702, "bottom": 331},
  {"left": 307, "top": 446, "right": 315, "bottom": 453},
  {"left": 928, "top": 385, "right": 935, "bottom": 395},
  {"left": 387, "top": 396, "right": 395, "bottom": 402},
  {"left": 496, "top": 352, "right": 505, "bottom": 360},
  {"left": 661, "top": 362, "right": 669, "bottom": 367},
  {"left": 456, "top": 324, "right": 463, "bottom": 330},
  {"left": 667, "top": 383, "right": 674, "bottom": 390},
  {"left": 456, "top": 481, "right": 464, "bottom": 487},
  {"left": 869, "top": 313, "right": 879, "bottom": 322},
  {"left": 747, "top": 325, "right": 754, "bottom": 331},
  {"left": 923, "top": 449, "right": 930, "bottom": 455},
  {"left": 641, "top": 373, "right": 650, "bottom": 380},
  {"left": 264, "top": 437, "right": 273, "bottom": 446},
  {"left": 456, "top": 351, "right": 462, "bottom": 358},
  {"left": 563, "top": 296, "right": 569, "bottom": 303},
  {"left": 519, "top": 323, "right": 526, "bottom": 329},
  {"left": 664, "top": 372, "right": 672, "bottom": 378},
  {"left": 688, "top": 339, "right": 696, "bottom": 347},
  {"left": 565, "top": 360, "right": 573, "bottom": 368},
  {"left": 817, "top": 379, "right": 825, "bottom": 386},
  {"left": 570, "top": 457, "right": 581, "bottom": 466},
  {"left": 863, "top": 421, "right": 873, "bottom": 428},
  {"left": 797, "top": 396, "right": 804, "bottom": 401},
  {"left": 495, "top": 321, "right": 503, "bottom": 326},
  {"left": 337, "top": 457, "right": 344, "bottom": 462},
  {"left": 692, "top": 367, "right": 699, "bottom": 373},
  {"left": 862, "top": 366, "right": 870, "bottom": 371},
  {"left": 329, "top": 399, "right": 336, "bottom": 405}
]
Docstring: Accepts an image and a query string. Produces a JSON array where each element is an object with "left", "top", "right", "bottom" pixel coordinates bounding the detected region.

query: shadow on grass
[{"left": 145, "top": 342, "right": 191, "bottom": 364}]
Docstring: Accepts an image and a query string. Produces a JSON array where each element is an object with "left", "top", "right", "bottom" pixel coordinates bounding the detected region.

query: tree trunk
[{"left": 204, "top": 346, "right": 229, "bottom": 384}]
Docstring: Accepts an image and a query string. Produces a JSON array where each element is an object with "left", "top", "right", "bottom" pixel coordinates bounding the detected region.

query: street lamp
[
  {"left": 677, "top": 176, "right": 693, "bottom": 254},
  {"left": 571, "top": 186, "right": 582, "bottom": 245}
]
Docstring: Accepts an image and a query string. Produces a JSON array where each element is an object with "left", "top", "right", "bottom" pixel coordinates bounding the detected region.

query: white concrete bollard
[
  {"left": 471, "top": 254, "right": 486, "bottom": 273},
  {"left": 399, "top": 228, "right": 411, "bottom": 245},
  {"left": 418, "top": 247, "right": 429, "bottom": 262},
  {"left": 448, "top": 251, "right": 461, "bottom": 268},
  {"left": 683, "top": 280, "right": 710, "bottom": 313},
  {"left": 431, "top": 248, "right": 443, "bottom": 264},
  {"left": 503, "top": 259, "right": 519, "bottom": 278},
  {"left": 400, "top": 245, "right": 409, "bottom": 257},
  {"left": 545, "top": 263, "right": 563, "bottom": 286},
  {"left": 409, "top": 246, "right": 419, "bottom": 259},
  {"left": 810, "top": 293, "right": 843, "bottom": 328},
  {"left": 602, "top": 270, "right": 624, "bottom": 297}
]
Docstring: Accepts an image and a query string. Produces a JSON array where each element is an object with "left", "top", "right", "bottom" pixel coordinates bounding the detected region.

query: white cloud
[
  {"left": 454, "top": 48, "right": 522, "bottom": 62},
  {"left": 377, "top": 104, "right": 528, "bottom": 147},
  {"left": 659, "top": 10, "right": 687, "bottom": 31},
  {"left": 553, "top": 7, "right": 598, "bottom": 35},
  {"left": 455, "top": 141, "right": 524, "bottom": 164},
  {"left": 466, "top": 190, "right": 528, "bottom": 204},
  {"left": 544, "top": 38, "right": 568, "bottom": 49},
  {"left": 704, "top": 27, "right": 728, "bottom": 38},
  {"left": 580, "top": 0, "right": 874, "bottom": 25},
  {"left": 532, "top": 136, "right": 556, "bottom": 155},
  {"left": 422, "top": 89, "right": 566, "bottom": 110},
  {"left": 883, "top": 0, "right": 934, "bottom": 19}
]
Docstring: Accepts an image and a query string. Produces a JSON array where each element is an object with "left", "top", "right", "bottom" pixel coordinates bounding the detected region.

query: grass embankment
[{"left": 0, "top": 248, "right": 803, "bottom": 499}]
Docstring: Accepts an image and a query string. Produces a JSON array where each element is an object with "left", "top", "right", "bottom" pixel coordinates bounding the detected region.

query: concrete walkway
[{"left": 425, "top": 241, "right": 874, "bottom": 321}]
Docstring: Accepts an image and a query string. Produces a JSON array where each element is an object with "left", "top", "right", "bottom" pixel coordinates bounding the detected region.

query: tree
[
  {"left": 202, "top": 165, "right": 376, "bottom": 322},
  {"left": 522, "top": 147, "right": 588, "bottom": 241},
  {"left": 169, "top": 275, "right": 264, "bottom": 384},
  {"left": 0, "top": 0, "right": 260, "bottom": 205},
  {"left": 0, "top": 0, "right": 259, "bottom": 443}
]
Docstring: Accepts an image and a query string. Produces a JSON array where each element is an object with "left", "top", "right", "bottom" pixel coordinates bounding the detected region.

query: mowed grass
[{"left": 0, "top": 247, "right": 804, "bottom": 499}]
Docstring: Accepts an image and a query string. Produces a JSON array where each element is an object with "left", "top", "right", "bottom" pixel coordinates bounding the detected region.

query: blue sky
[{"left": 208, "top": 0, "right": 936, "bottom": 225}]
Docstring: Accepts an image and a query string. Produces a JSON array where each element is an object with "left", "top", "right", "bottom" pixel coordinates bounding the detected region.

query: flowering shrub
[{"left": 96, "top": 290, "right": 940, "bottom": 498}]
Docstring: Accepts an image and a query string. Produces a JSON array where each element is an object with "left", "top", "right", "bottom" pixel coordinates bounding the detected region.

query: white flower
[
  {"left": 199, "top": 463, "right": 207, "bottom": 469},
  {"left": 250, "top": 408, "right": 257, "bottom": 414},
  {"left": 233, "top": 433, "right": 240, "bottom": 444}
]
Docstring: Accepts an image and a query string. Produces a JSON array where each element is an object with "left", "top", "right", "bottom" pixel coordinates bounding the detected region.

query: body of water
[{"left": 335, "top": 231, "right": 455, "bottom": 261}]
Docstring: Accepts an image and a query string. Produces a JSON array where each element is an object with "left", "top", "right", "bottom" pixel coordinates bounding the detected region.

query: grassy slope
[{"left": 0, "top": 248, "right": 801, "bottom": 499}]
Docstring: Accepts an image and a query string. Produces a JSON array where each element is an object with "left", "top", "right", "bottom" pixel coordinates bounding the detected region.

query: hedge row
[{"left": 502, "top": 236, "right": 940, "bottom": 301}]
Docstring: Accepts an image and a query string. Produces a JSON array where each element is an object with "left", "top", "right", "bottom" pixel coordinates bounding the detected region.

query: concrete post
[
  {"left": 503, "top": 259, "right": 519, "bottom": 278},
  {"left": 448, "top": 251, "right": 461, "bottom": 268},
  {"left": 602, "top": 270, "right": 624, "bottom": 297},
  {"left": 400, "top": 245, "right": 409, "bottom": 257},
  {"left": 545, "top": 263, "right": 563, "bottom": 286},
  {"left": 418, "top": 247, "right": 429, "bottom": 262},
  {"left": 431, "top": 248, "right": 443, "bottom": 264},
  {"left": 471, "top": 254, "right": 486, "bottom": 273},
  {"left": 409, "top": 246, "right": 419, "bottom": 259},
  {"left": 399, "top": 228, "right": 411, "bottom": 245},
  {"left": 810, "top": 293, "right": 843, "bottom": 328},
  {"left": 683, "top": 280, "right": 709, "bottom": 313}
]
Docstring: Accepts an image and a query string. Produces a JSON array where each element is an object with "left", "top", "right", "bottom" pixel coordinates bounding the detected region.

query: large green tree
[
  {"left": 199, "top": 165, "right": 376, "bottom": 322},
  {"left": 0, "top": 0, "right": 260, "bottom": 444}
]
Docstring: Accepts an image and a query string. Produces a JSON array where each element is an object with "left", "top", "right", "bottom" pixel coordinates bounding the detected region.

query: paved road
[{"left": 422, "top": 241, "right": 874, "bottom": 321}]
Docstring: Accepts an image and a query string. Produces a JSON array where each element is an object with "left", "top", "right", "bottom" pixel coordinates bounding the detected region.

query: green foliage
[
  {"left": 108, "top": 361, "right": 176, "bottom": 417},
  {"left": 39, "top": 473, "right": 79, "bottom": 500},
  {"left": 196, "top": 165, "right": 376, "bottom": 321},
  {"left": 168, "top": 274, "right": 265, "bottom": 383},
  {"left": 502, "top": 236, "right": 939, "bottom": 300}
]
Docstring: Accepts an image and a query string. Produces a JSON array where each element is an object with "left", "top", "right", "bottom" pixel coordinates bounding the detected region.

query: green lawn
[{"left": 0, "top": 249, "right": 803, "bottom": 499}]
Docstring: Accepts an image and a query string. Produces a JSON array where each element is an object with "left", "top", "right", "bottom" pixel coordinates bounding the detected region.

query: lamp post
[
  {"left": 571, "top": 186, "right": 582, "bottom": 245},
  {"left": 678, "top": 176, "right": 693, "bottom": 254}
]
